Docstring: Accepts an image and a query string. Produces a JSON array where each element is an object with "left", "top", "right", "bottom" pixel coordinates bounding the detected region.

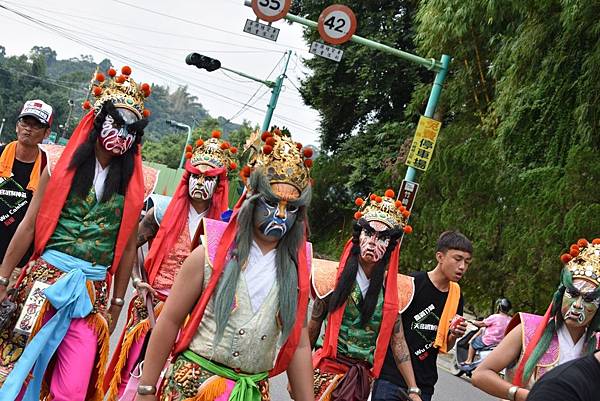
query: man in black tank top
[{"left": 372, "top": 231, "right": 472, "bottom": 401}]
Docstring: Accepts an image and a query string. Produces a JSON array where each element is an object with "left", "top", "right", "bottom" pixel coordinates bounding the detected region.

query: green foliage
[
  {"left": 299, "top": 0, "right": 600, "bottom": 315},
  {"left": 0, "top": 45, "right": 237, "bottom": 144}
]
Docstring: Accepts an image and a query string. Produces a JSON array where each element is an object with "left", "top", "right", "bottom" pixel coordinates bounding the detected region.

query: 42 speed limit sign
[
  {"left": 317, "top": 4, "right": 357, "bottom": 45},
  {"left": 251, "top": 0, "right": 292, "bottom": 22}
]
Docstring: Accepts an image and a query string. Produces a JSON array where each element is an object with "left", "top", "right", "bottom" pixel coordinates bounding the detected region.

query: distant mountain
[{"left": 0, "top": 45, "right": 238, "bottom": 142}]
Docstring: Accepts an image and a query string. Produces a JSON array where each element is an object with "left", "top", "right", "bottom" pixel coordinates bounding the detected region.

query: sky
[{"left": 0, "top": 0, "right": 322, "bottom": 146}]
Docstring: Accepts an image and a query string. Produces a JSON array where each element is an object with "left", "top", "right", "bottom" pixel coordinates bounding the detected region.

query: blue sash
[{"left": 0, "top": 249, "right": 107, "bottom": 401}]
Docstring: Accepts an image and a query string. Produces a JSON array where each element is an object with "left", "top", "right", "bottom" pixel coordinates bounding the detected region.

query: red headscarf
[
  {"left": 174, "top": 192, "right": 311, "bottom": 376},
  {"left": 145, "top": 160, "right": 229, "bottom": 286},
  {"left": 33, "top": 110, "right": 145, "bottom": 281},
  {"left": 312, "top": 238, "right": 401, "bottom": 377}
]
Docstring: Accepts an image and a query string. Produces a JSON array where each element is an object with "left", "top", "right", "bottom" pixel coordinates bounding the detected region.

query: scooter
[{"left": 450, "top": 324, "right": 496, "bottom": 378}]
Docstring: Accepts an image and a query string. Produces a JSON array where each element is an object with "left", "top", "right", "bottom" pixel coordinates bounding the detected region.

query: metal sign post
[{"left": 242, "top": 0, "right": 451, "bottom": 212}]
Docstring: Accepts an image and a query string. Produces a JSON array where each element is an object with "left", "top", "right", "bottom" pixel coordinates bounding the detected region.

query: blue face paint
[{"left": 253, "top": 196, "right": 298, "bottom": 239}]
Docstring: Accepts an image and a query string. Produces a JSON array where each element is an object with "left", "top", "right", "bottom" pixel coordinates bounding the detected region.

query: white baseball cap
[{"left": 18, "top": 99, "right": 54, "bottom": 127}]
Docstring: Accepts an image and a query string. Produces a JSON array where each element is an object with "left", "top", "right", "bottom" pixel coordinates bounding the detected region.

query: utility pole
[
  {"left": 59, "top": 99, "right": 74, "bottom": 141},
  {"left": 0, "top": 118, "right": 5, "bottom": 142},
  {"left": 186, "top": 50, "right": 293, "bottom": 133},
  {"left": 166, "top": 119, "right": 192, "bottom": 170}
]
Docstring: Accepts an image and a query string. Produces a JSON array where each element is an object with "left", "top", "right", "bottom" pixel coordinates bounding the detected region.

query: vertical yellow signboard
[{"left": 405, "top": 116, "right": 442, "bottom": 171}]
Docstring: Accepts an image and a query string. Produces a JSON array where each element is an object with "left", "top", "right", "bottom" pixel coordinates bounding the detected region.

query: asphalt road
[
  {"left": 110, "top": 291, "right": 495, "bottom": 401},
  {"left": 266, "top": 365, "right": 496, "bottom": 401}
]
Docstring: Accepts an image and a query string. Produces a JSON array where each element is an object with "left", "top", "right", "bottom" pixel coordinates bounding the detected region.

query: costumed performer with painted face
[
  {"left": 106, "top": 131, "right": 238, "bottom": 399},
  {"left": 473, "top": 237, "right": 600, "bottom": 401},
  {"left": 309, "top": 189, "right": 419, "bottom": 401},
  {"left": 0, "top": 66, "right": 152, "bottom": 401},
  {"left": 134, "top": 128, "right": 315, "bottom": 401}
]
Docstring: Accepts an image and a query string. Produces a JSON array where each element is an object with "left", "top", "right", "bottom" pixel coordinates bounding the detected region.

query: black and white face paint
[
  {"left": 188, "top": 173, "right": 218, "bottom": 200},
  {"left": 99, "top": 108, "right": 137, "bottom": 155}
]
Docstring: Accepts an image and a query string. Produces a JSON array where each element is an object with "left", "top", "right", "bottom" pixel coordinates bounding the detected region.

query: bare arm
[
  {"left": 0, "top": 168, "right": 50, "bottom": 279},
  {"left": 308, "top": 296, "right": 329, "bottom": 349},
  {"left": 472, "top": 323, "right": 529, "bottom": 401},
  {"left": 391, "top": 317, "right": 421, "bottom": 400},
  {"left": 108, "top": 229, "right": 137, "bottom": 333},
  {"left": 135, "top": 245, "right": 206, "bottom": 401},
  {"left": 286, "top": 325, "right": 315, "bottom": 401}
]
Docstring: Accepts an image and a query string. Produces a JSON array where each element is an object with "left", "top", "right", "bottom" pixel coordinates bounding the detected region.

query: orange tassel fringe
[
  {"left": 188, "top": 376, "right": 228, "bottom": 401},
  {"left": 106, "top": 302, "right": 164, "bottom": 401}
]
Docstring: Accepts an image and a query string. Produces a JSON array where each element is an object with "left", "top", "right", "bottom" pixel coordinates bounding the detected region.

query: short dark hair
[{"left": 436, "top": 230, "right": 473, "bottom": 254}]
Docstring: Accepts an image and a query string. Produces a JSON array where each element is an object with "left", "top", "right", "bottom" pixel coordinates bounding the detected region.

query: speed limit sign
[
  {"left": 317, "top": 4, "right": 357, "bottom": 45},
  {"left": 251, "top": 0, "right": 292, "bottom": 23}
]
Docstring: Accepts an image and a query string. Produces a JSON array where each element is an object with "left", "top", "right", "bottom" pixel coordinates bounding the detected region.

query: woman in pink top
[{"left": 464, "top": 298, "right": 512, "bottom": 364}]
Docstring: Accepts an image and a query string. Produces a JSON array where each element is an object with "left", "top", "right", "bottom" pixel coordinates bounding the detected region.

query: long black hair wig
[{"left": 328, "top": 218, "right": 403, "bottom": 326}]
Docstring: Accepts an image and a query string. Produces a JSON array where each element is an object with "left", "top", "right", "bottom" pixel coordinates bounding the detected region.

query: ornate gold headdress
[
  {"left": 240, "top": 128, "right": 313, "bottom": 193},
  {"left": 184, "top": 130, "right": 238, "bottom": 171},
  {"left": 354, "top": 189, "right": 412, "bottom": 233},
  {"left": 561, "top": 238, "right": 600, "bottom": 286},
  {"left": 83, "top": 66, "right": 151, "bottom": 119}
]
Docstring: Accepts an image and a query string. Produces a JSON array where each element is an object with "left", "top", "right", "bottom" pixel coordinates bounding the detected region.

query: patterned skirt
[
  {"left": 105, "top": 292, "right": 162, "bottom": 400},
  {"left": 159, "top": 352, "right": 270, "bottom": 401},
  {"left": 0, "top": 257, "right": 109, "bottom": 400}
]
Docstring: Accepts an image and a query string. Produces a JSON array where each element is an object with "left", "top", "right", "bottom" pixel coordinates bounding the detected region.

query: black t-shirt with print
[
  {"left": 0, "top": 145, "right": 46, "bottom": 267},
  {"left": 379, "top": 271, "right": 464, "bottom": 395}
]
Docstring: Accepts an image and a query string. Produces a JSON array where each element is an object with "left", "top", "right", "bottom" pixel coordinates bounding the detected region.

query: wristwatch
[{"left": 408, "top": 387, "right": 422, "bottom": 396}]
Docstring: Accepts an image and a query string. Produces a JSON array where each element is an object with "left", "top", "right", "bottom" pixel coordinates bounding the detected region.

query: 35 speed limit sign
[
  {"left": 317, "top": 4, "right": 357, "bottom": 45},
  {"left": 251, "top": 0, "right": 292, "bottom": 22}
]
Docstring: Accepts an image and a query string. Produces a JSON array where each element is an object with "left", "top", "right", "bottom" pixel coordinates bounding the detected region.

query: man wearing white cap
[{"left": 0, "top": 99, "right": 52, "bottom": 271}]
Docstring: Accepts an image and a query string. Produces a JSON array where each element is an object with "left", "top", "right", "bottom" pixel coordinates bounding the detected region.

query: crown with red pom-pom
[
  {"left": 83, "top": 66, "right": 151, "bottom": 119},
  {"left": 560, "top": 238, "right": 600, "bottom": 285},
  {"left": 353, "top": 189, "right": 412, "bottom": 233},
  {"left": 184, "top": 130, "right": 238, "bottom": 171},
  {"left": 239, "top": 128, "right": 312, "bottom": 193}
]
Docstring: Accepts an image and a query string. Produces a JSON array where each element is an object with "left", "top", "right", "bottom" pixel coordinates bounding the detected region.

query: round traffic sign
[
  {"left": 317, "top": 4, "right": 357, "bottom": 45},
  {"left": 251, "top": 0, "right": 292, "bottom": 23}
]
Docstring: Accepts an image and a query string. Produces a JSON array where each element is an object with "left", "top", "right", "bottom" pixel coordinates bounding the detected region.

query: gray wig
[{"left": 212, "top": 169, "right": 312, "bottom": 345}]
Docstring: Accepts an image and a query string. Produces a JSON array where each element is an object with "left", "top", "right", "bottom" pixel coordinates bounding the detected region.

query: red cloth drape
[
  {"left": 145, "top": 160, "right": 228, "bottom": 286},
  {"left": 312, "top": 239, "right": 401, "bottom": 377},
  {"left": 33, "top": 110, "right": 144, "bottom": 280}
]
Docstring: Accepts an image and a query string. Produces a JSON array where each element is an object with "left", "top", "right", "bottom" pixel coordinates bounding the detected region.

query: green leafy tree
[{"left": 298, "top": 0, "right": 600, "bottom": 315}]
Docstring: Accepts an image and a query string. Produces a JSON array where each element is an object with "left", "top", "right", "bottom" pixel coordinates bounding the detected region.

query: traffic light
[{"left": 185, "top": 53, "right": 221, "bottom": 72}]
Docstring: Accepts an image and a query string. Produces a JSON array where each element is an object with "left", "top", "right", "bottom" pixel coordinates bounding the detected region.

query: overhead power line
[
  {"left": 110, "top": 0, "right": 309, "bottom": 53},
  {"left": 0, "top": 3, "right": 316, "bottom": 135}
]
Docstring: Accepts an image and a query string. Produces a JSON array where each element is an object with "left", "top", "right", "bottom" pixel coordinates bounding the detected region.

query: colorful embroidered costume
[
  {"left": 142, "top": 129, "right": 314, "bottom": 401},
  {"left": 507, "top": 238, "right": 600, "bottom": 388},
  {"left": 0, "top": 66, "right": 154, "bottom": 401},
  {"left": 105, "top": 132, "right": 237, "bottom": 400},
  {"left": 310, "top": 189, "right": 414, "bottom": 401}
]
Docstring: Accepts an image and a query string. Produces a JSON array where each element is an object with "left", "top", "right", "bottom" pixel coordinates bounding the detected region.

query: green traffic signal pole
[
  {"left": 243, "top": 1, "right": 450, "bottom": 184},
  {"left": 261, "top": 50, "right": 292, "bottom": 132},
  {"left": 218, "top": 50, "right": 293, "bottom": 133}
]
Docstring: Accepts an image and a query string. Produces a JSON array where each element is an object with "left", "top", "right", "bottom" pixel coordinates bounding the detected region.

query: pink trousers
[
  {"left": 16, "top": 313, "right": 98, "bottom": 401},
  {"left": 117, "top": 335, "right": 144, "bottom": 400}
]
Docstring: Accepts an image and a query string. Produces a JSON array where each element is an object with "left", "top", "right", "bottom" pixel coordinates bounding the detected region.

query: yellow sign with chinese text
[{"left": 405, "top": 116, "right": 442, "bottom": 171}]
